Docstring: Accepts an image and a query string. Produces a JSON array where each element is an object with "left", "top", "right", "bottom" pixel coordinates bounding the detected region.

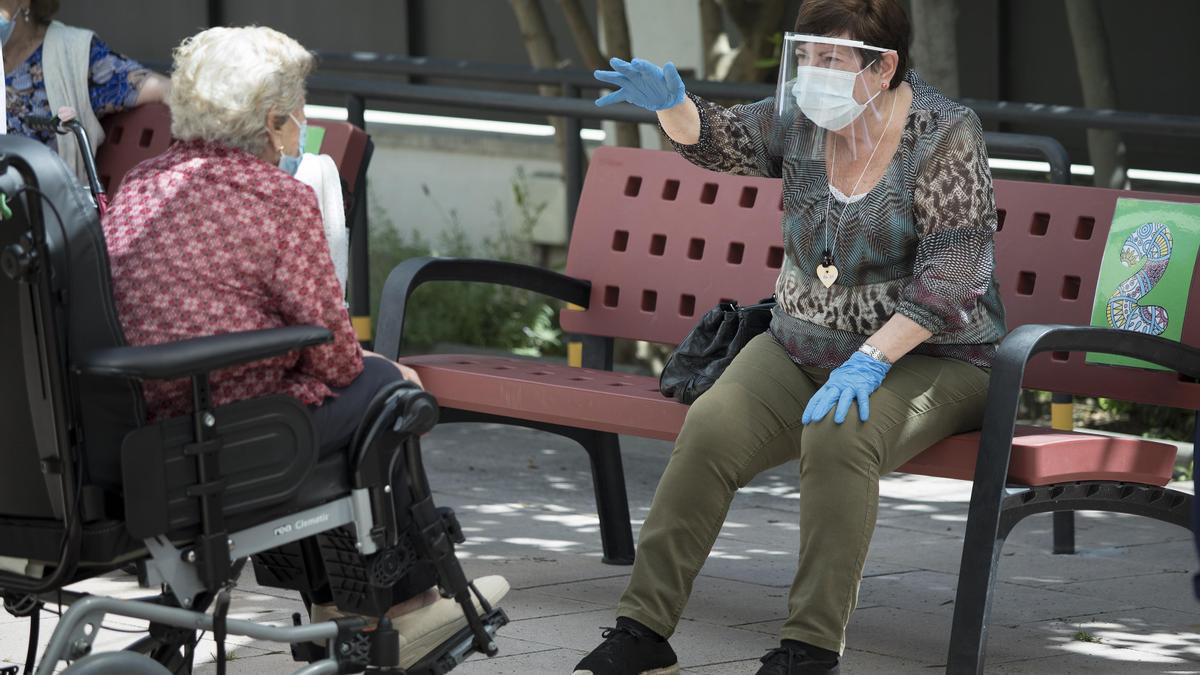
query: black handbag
[{"left": 658, "top": 297, "right": 776, "bottom": 404}]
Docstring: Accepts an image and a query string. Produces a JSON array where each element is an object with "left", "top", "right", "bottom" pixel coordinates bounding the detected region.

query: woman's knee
[
  {"left": 799, "top": 420, "right": 883, "bottom": 477},
  {"left": 671, "top": 393, "right": 748, "bottom": 478},
  {"left": 672, "top": 383, "right": 793, "bottom": 487}
]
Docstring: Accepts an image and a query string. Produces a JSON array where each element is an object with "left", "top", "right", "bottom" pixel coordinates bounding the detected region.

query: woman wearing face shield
[
  {"left": 1, "top": 0, "right": 170, "bottom": 182},
  {"left": 578, "top": 1, "right": 1005, "bottom": 674}
]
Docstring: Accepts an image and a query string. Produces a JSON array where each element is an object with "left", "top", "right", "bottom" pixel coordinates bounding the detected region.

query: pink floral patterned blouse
[{"left": 102, "top": 139, "right": 363, "bottom": 420}]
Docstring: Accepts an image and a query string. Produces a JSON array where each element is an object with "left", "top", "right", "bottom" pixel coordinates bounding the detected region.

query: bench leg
[
  {"left": 431, "top": 408, "right": 636, "bottom": 565},
  {"left": 1052, "top": 511, "right": 1076, "bottom": 554},
  {"left": 1049, "top": 394, "right": 1077, "bottom": 555},
  {"left": 583, "top": 431, "right": 635, "bottom": 566},
  {"left": 947, "top": 499, "right": 1008, "bottom": 675}
]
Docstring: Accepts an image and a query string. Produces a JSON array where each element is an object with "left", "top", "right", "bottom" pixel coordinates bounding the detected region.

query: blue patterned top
[{"left": 6, "top": 36, "right": 145, "bottom": 149}]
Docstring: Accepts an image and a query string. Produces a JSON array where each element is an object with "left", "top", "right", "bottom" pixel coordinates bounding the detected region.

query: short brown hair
[
  {"left": 793, "top": 0, "right": 911, "bottom": 90},
  {"left": 30, "top": 0, "right": 60, "bottom": 25}
]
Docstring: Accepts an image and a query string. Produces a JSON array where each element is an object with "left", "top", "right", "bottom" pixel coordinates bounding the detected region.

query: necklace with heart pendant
[
  {"left": 817, "top": 88, "right": 898, "bottom": 290},
  {"left": 815, "top": 251, "right": 839, "bottom": 288}
]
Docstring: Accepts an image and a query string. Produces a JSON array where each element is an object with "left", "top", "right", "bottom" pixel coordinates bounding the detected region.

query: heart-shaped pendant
[{"left": 816, "top": 264, "right": 839, "bottom": 288}]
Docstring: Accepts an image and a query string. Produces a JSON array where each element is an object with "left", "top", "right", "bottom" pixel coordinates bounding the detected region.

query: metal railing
[
  {"left": 313, "top": 52, "right": 1200, "bottom": 138},
  {"left": 302, "top": 72, "right": 1073, "bottom": 221}
]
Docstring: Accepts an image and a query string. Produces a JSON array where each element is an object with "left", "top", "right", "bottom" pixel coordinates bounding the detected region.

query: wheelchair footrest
[
  {"left": 403, "top": 607, "right": 509, "bottom": 675},
  {"left": 290, "top": 639, "right": 328, "bottom": 665},
  {"left": 290, "top": 608, "right": 508, "bottom": 673}
]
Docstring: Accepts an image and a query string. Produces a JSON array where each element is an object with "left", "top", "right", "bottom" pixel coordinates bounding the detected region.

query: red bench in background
[
  {"left": 376, "top": 146, "right": 1199, "bottom": 673},
  {"left": 96, "top": 102, "right": 370, "bottom": 199}
]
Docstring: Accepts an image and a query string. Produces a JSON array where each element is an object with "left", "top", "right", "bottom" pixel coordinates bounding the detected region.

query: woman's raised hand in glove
[{"left": 594, "top": 57, "right": 686, "bottom": 111}]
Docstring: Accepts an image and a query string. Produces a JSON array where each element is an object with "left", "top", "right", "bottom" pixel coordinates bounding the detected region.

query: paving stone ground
[{"left": 2, "top": 424, "right": 1196, "bottom": 674}]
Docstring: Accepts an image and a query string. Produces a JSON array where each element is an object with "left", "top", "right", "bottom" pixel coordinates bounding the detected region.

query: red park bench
[{"left": 375, "top": 146, "right": 1200, "bottom": 673}]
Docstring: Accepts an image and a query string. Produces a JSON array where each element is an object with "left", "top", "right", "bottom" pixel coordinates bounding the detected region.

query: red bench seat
[{"left": 402, "top": 353, "right": 1178, "bottom": 486}]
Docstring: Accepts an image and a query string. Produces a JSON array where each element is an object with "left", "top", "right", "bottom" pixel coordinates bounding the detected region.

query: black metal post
[
  {"left": 1052, "top": 505, "right": 1076, "bottom": 554},
  {"left": 346, "top": 94, "right": 371, "bottom": 346},
  {"left": 206, "top": 0, "right": 224, "bottom": 27},
  {"left": 346, "top": 93, "right": 366, "bottom": 136},
  {"left": 562, "top": 83, "right": 584, "bottom": 235},
  {"left": 1050, "top": 391, "right": 1076, "bottom": 554}
]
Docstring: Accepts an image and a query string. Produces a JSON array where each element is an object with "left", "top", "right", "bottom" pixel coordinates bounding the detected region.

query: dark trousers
[
  {"left": 306, "top": 355, "right": 435, "bottom": 605},
  {"left": 310, "top": 356, "right": 407, "bottom": 455}
]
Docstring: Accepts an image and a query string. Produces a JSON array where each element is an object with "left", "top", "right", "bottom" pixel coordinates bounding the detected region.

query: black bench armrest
[
  {"left": 78, "top": 325, "right": 333, "bottom": 380},
  {"left": 978, "top": 324, "right": 1200, "bottom": 476},
  {"left": 374, "top": 256, "right": 591, "bottom": 360},
  {"left": 950, "top": 326, "right": 1199, "bottom": 669},
  {"left": 963, "top": 323, "right": 1200, "bottom": 539}
]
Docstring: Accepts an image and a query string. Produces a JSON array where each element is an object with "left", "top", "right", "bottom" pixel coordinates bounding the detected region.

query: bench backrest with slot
[{"left": 561, "top": 147, "right": 1200, "bottom": 411}]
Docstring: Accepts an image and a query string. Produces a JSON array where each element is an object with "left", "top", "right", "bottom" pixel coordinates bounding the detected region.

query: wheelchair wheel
[
  {"left": 125, "top": 632, "right": 195, "bottom": 674},
  {"left": 62, "top": 650, "right": 172, "bottom": 674}
]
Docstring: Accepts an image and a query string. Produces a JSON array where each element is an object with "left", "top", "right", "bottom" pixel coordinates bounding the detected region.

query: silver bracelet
[{"left": 857, "top": 343, "right": 892, "bottom": 366}]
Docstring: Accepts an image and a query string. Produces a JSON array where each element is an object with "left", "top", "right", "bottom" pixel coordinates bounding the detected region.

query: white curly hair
[{"left": 167, "top": 26, "right": 314, "bottom": 156}]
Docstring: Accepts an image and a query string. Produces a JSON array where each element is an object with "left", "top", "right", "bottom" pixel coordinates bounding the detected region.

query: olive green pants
[{"left": 618, "top": 333, "right": 990, "bottom": 653}]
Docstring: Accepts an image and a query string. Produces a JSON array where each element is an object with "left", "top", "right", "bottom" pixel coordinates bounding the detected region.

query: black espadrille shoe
[{"left": 573, "top": 619, "right": 679, "bottom": 675}]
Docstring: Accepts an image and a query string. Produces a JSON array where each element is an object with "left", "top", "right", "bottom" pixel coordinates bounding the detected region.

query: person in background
[{"left": 1, "top": 0, "right": 170, "bottom": 180}]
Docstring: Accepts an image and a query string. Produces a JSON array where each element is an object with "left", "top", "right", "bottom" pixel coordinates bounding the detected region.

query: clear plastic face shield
[{"left": 775, "top": 34, "right": 891, "bottom": 153}]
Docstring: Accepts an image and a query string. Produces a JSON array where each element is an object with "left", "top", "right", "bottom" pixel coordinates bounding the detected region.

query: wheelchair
[{"left": 0, "top": 135, "right": 507, "bottom": 674}]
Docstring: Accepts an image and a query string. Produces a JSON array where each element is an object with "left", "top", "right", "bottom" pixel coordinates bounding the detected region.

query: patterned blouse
[
  {"left": 6, "top": 36, "right": 144, "bottom": 148},
  {"left": 103, "top": 140, "right": 364, "bottom": 421},
  {"left": 671, "top": 70, "right": 1006, "bottom": 368}
]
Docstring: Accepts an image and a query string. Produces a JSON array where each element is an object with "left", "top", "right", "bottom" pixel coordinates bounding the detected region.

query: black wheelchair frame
[{"left": 0, "top": 135, "right": 505, "bottom": 674}]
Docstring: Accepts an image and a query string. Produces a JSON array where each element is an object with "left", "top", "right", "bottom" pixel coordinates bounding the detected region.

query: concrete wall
[{"left": 359, "top": 122, "right": 578, "bottom": 248}]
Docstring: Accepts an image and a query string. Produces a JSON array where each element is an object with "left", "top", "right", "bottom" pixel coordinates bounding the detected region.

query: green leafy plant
[
  {"left": 1176, "top": 458, "right": 1194, "bottom": 482},
  {"left": 365, "top": 168, "right": 564, "bottom": 358},
  {"left": 1018, "top": 390, "right": 1194, "bottom": 443}
]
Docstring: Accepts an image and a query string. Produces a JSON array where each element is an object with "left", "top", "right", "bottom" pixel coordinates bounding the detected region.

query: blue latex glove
[
  {"left": 802, "top": 351, "right": 891, "bottom": 425},
  {"left": 593, "top": 57, "right": 686, "bottom": 110}
]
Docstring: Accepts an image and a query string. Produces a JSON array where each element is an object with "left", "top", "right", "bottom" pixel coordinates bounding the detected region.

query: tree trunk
[
  {"left": 508, "top": 0, "right": 570, "bottom": 147},
  {"left": 510, "top": 0, "right": 562, "bottom": 73},
  {"left": 716, "top": 0, "right": 786, "bottom": 83},
  {"left": 597, "top": 0, "right": 640, "bottom": 147},
  {"left": 1065, "top": 0, "right": 1128, "bottom": 189},
  {"left": 509, "top": 0, "right": 580, "bottom": 219},
  {"left": 558, "top": 0, "right": 605, "bottom": 70},
  {"left": 909, "top": 0, "right": 960, "bottom": 97}
]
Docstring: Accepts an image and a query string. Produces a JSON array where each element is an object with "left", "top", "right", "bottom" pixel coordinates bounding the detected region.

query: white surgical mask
[
  {"left": 791, "top": 60, "right": 878, "bottom": 131},
  {"left": 276, "top": 113, "right": 307, "bottom": 176},
  {"left": 0, "top": 10, "right": 16, "bottom": 44}
]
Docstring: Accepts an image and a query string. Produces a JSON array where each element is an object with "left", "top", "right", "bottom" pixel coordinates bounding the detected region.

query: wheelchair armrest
[{"left": 78, "top": 326, "right": 333, "bottom": 380}]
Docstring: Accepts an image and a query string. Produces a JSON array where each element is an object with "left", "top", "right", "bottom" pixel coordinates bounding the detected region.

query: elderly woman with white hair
[{"left": 101, "top": 26, "right": 509, "bottom": 667}]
